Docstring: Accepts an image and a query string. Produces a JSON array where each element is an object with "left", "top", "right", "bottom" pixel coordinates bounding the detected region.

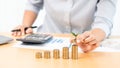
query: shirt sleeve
[
  {"left": 92, "top": 0, "right": 117, "bottom": 38},
  {"left": 25, "top": 0, "right": 43, "bottom": 14}
]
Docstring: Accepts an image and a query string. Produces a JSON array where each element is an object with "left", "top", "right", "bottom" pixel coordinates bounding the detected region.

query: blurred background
[{"left": 0, "top": 0, "right": 120, "bottom": 36}]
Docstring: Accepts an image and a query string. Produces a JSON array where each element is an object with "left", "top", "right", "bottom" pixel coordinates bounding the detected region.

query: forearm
[
  {"left": 92, "top": 0, "right": 117, "bottom": 38},
  {"left": 91, "top": 28, "right": 106, "bottom": 42},
  {"left": 22, "top": 10, "right": 38, "bottom": 27},
  {"left": 22, "top": 0, "right": 43, "bottom": 27}
]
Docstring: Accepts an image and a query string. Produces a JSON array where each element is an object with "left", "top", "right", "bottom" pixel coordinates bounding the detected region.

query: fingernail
[{"left": 76, "top": 39, "right": 80, "bottom": 43}]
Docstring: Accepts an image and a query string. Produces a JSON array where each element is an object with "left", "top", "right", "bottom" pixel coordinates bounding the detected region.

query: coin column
[
  {"left": 71, "top": 44, "right": 78, "bottom": 59},
  {"left": 53, "top": 49, "right": 60, "bottom": 59},
  {"left": 62, "top": 47, "right": 69, "bottom": 59},
  {"left": 35, "top": 52, "right": 42, "bottom": 59},
  {"left": 44, "top": 51, "right": 51, "bottom": 59}
]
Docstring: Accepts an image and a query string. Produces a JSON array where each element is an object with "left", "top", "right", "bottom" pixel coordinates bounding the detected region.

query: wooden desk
[{"left": 0, "top": 33, "right": 120, "bottom": 68}]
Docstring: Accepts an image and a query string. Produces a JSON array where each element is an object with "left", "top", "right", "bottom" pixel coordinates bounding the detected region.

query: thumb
[{"left": 26, "top": 28, "right": 33, "bottom": 34}]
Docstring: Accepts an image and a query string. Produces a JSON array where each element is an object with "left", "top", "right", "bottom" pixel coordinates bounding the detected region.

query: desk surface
[{"left": 0, "top": 32, "right": 120, "bottom": 68}]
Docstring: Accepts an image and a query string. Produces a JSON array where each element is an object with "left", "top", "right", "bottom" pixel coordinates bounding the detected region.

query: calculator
[{"left": 16, "top": 33, "right": 53, "bottom": 44}]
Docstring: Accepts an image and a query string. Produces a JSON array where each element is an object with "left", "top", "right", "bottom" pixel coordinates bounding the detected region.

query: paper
[
  {"left": 13, "top": 37, "right": 71, "bottom": 51},
  {"left": 101, "top": 38, "right": 120, "bottom": 50},
  {"left": 12, "top": 37, "right": 120, "bottom": 52}
]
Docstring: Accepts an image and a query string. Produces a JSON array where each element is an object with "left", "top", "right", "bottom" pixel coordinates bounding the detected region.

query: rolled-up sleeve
[
  {"left": 25, "top": 0, "right": 43, "bottom": 14},
  {"left": 92, "top": 0, "right": 117, "bottom": 37}
]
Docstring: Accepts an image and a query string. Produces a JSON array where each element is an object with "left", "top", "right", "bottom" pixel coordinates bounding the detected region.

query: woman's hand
[
  {"left": 11, "top": 25, "right": 33, "bottom": 36},
  {"left": 76, "top": 28, "right": 106, "bottom": 53}
]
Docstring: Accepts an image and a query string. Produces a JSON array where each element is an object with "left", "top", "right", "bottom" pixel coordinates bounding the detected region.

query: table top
[{"left": 0, "top": 32, "right": 120, "bottom": 68}]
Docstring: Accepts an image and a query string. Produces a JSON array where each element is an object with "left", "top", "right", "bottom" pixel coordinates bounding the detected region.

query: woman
[{"left": 12, "top": 0, "right": 117, "bottom": 53}]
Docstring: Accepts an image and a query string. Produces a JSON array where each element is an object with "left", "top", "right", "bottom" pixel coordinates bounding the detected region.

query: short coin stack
[
  {"left": 44, "top": 51, "right": 51, "bottom": 59},
  {"left": 35, "top": 52, "right": 42, "bottom": 59}
]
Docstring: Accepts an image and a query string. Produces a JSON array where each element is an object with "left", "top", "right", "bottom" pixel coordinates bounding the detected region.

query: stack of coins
[
  {"left": 71, "top": 44, "right": 78, "bottom": 59},
  {"left": 53, "top": 49, "right": 60, "bottom": 59},
  {"left": 62, "top": 47, "right": 69, "bottom": 59},
  {"left": 35, "top": 52, "right": 42, "bottom": 59},
  {"left": 44, "top": 51, "right": 51, "bottom": 59}
]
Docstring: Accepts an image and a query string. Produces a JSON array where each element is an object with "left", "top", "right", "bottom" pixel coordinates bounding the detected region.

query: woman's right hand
[{"left": 11, "top": 25, "right": 33, "bottom": 36}]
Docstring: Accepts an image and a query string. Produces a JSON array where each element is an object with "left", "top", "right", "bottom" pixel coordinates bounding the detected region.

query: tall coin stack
[
  {"left": 53, "top": 49, "right": 60, "bottom": 59},
  {"left": 62, "top": 47, "right": 69, "bottom": 59},
  {"left": 71, "top": 44, "right": 78, "bottom": 59}
]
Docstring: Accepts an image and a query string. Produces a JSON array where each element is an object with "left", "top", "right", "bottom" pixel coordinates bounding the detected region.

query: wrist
[{"left": 91, "top": 28, "right": 106, "bottom": 42}]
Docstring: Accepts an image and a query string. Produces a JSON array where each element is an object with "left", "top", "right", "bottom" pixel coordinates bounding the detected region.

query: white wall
[
  {"left": 0, "top": 0, "right": 25, "bottom": 32},
  {"left": 0, "top": 0, "right": 44, "bottom": 32},
  {"left": 0, "top": 0, "right": 120, "bottom": 36},
  {"left": 112, "top": 1, "right": 120, "bottom": 35}
]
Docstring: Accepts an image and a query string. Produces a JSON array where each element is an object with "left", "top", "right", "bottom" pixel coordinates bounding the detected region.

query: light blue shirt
[{"left": 26, "top": 0, "right": 117, "bottom": 37}]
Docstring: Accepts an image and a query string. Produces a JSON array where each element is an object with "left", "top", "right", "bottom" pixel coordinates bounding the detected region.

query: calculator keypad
[{"left": 16, "top": 33, "right": 53, "bottom": 44}]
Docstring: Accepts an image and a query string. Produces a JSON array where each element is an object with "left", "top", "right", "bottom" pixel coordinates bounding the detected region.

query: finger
[
  {"left": 17, "top": 31, "right": 22, "bottom": 36},
  {"left": 81, "top": 44, "right": 90, "bottom": 52},
  {"left": 83, "top": 46, "right": 92, "bottom": 53},
  {"left": 11, "top": 32, "right": 15, "bottom": 36},
  {"left": 12, "top": 25, "right": 21, "bottom": 36},
  {"left": 77, "top": 31, "right": 90, "bottom": 42},
  {"left": 76, "top": 34, "right": 85, "bottom": 43},
  {"left": 77, "top": 42, "right": 94, "bottom": 53},
  {"left": 88, "top": 40, "right": 97, "bottom": 45},
  {"left": 82, "top": 44, "right": 92, "bottom": 52},
  {"left": 77, "top": 42, "right": 87, "bottom": 51},
  {"left": 84, "top": 43, "right": 100, "bottom": 53},
  {"left": 12, "top": 32, "right": 16, "bottom": 36},
  {"left": 78, "top": 43, "right": 95, "bottom": 53},
  {"left": 26, "top": 28, "right": 33, "bottom": 34},
  {"left": 76, "top": 39, "right": 81, "bottom": 44},
  {"left": 21, "top": 26, "right": 25, "bottom": 35},
  {"left": 84, "top": 34, "right": 95, "bottom": 44},
  {"left": 83, "top": 31, "right": 90, "bottom": 37},
  {"left": 14, "top": 32, "right": 17, "bottom": 36}
]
